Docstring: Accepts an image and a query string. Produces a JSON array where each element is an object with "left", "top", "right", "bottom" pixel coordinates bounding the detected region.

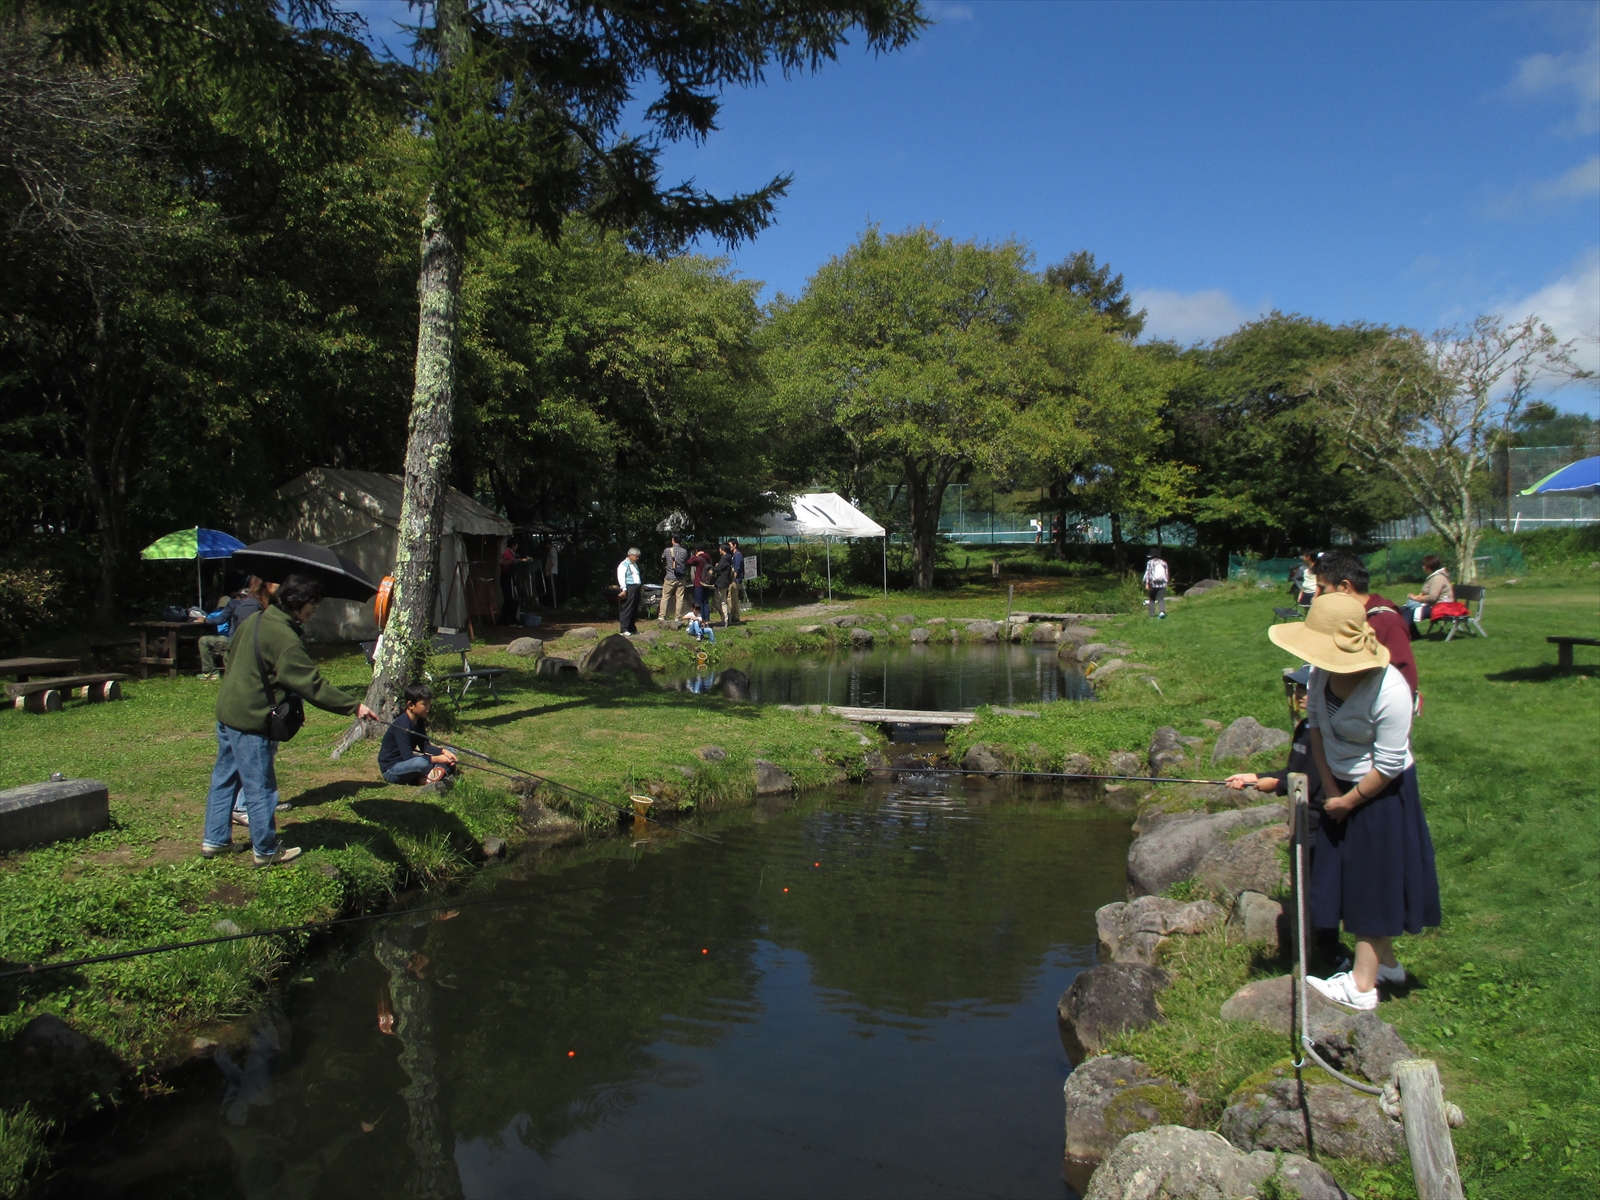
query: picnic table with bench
[
  {"left": 131, "top": 619, "right": 205, "bottom": 678},
  {"left": 0, "top": 657, "right": 81, "bottom": 681},
  {"left": 1547, "top": 636, "right": 1600, "bottom": 671},
  {"left": 9, "top": 673, "right": 131, "bottom": 713}
]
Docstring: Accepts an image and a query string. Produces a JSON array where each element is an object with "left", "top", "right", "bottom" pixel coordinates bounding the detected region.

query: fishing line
[
  {"left": 0, "top": 882, "right": 612, "bottom": 981},
  {"left": 360, "top": 715, "right": 722, "bottom": 845},
  {"left": 876, "top": 765, "right": 1234, "bottom": 787}
]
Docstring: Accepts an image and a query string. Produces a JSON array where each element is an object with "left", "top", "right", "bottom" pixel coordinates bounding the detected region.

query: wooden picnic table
[
  {"left": 0, "top": 657, "right": 81, "bottom": 681},
  {"left": 130, "top": 620, "right": 205, "bottom": 679}
]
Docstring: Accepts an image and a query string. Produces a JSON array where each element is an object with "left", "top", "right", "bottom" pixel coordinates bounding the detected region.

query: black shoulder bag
[{"left": 252, "top": 610, "right": 305, "bottom": 742}]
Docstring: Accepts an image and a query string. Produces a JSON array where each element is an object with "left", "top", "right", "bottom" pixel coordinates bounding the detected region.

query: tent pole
[
  {"left": 826, "top": 537, "right": 832, "bottom": 602},
  {"left": 196, "top": 557, "right": 204, "bottom": 611},
  {"left": 882, "top": 531, "right": 887, "bottom": 598}
]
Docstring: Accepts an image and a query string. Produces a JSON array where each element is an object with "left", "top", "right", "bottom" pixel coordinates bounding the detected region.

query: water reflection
[
  {"left": 51, "top": 776, "right": 1129, "bottom": 1199},
  {"left": 669, "top": 642, "right": 1093, "bottom": 710}
]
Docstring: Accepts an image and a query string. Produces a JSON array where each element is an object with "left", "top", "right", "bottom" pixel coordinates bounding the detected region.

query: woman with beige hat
[{"left": 1268, "top": 592, "right": 1441, "bottom": 1011}]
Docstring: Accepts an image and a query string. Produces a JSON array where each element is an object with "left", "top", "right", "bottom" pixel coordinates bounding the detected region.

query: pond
[
  {"left": 50, "top": 774, "right": 1131, "bottom": 1199},
  {"left": 669, "top": 641, "right": 1094, "bottom": 710}
]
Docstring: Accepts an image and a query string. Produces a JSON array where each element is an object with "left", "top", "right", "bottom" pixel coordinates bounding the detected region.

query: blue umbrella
[
  {"left": 1520, "top": 455, "right": 1600, "bottom": 496},
  {"left": 140, "top": 527, "right": 247, "bottom": 608}
]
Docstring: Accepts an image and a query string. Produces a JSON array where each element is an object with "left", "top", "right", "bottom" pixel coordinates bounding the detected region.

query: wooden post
[
  {"left": 1394, "top": 1059, "right": 1464, "bottom": 1200},
  {"left": 1006, "top": 583, "right": 1014, "bottom": 627}
]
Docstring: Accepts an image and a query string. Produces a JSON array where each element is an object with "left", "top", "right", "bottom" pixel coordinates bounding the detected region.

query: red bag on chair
[{"left": 1430, "top": 600, "right": 1469, "bottom": 619}]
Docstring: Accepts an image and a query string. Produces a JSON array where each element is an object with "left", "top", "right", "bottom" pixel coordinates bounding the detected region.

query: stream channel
[{"left": 53, "top": 647, "right": 1130, "bottom": 1200}]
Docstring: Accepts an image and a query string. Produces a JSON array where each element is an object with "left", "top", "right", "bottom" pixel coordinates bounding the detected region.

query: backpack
[{"left": 1146, "top": 559, "right": 1168, "bottom": 587}]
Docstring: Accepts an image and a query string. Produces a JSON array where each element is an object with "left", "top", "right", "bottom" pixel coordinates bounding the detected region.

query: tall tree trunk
[
  {"left": 81, "top": 276, "right": 133, "bottom": 626},
  {"left": 905, "top": 458, "right": 954, "bottom": 590},
  {"left": 1109, "top": 511, "right": 1128, "bottom": 574},
  {"left": 335, "top": 0, "right": 469, "bottom": 755}
]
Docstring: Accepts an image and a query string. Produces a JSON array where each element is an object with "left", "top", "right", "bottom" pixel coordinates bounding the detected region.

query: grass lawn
[{"left": 1, "top": 561, "right": 1596, "bottom": 1197}]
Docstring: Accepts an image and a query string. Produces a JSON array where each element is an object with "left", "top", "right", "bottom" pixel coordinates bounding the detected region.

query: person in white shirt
[
  {"left": 1267, "top": 592, "right": 1440, "bottom": 1012},
  {"left": 1141, "top": 552, "right": 1169, "bottom": 618},
  {"left": 616, "top": 548, "right": 642, "bottom": 636}
]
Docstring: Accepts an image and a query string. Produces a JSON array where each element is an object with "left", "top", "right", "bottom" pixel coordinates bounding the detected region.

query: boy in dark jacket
[{"left": 379, "top": 683, "right": 458, "bottom": 787}]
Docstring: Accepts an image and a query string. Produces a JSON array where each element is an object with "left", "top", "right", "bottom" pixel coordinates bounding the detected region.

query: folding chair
[
  {"left": 1429, "top": 585, "right": 1486, "bottom": 641},
  {"left": 431, "top": 629, "right": 508, "bottom": 703}
]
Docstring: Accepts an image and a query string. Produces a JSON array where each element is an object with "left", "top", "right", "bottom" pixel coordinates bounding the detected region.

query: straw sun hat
[{"left": 1267, "top": 592, "right": 1391, "bottom": 674}]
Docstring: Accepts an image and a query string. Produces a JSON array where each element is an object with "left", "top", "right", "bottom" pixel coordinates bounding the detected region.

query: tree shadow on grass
[
  {"left": 460, "top": 697, "right": 596, "bottom": 729},
  {"left": 286, "top": 779, "right": 388, "bottom": 808},
  {"left": 1484, "top": 664, "right": 1595, "bottom": 684}
]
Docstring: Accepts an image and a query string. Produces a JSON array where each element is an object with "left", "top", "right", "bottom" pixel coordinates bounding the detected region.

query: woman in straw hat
[{"left": 1268, "top": 592, "right": 1440, "bottom": 1011}]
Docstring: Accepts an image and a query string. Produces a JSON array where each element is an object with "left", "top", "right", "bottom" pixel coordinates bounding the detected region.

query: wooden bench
[
  {"left": 7, "top": 673, "right": 131, "bottom": 713},
  {"left": 1548, "top": 636, "right": 1600, "bottom": 670}
]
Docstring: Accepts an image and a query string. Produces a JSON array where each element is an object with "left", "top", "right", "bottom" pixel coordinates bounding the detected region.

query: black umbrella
[{"left": 231, "top": 539, "right": 379, "bottom": 602}]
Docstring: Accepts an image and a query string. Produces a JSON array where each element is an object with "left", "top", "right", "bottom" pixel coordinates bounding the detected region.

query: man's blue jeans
[{"left": 205, "top": 723, "right": 280, "bottom": 855}]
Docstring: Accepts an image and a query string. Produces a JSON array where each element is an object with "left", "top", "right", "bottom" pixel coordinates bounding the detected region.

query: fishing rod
[
  {"left": 876, "top": 765, "right": 1238, "bottom": 787},
  {"left": 0, "top": 882, "right": 611, "bottom": 982},
  {"left": 360, "top": 716, "right": 722, "bottom": 846}
]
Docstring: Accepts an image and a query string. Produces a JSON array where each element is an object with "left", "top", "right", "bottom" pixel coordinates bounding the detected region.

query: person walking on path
[
  {"left": 688, "top": 545, "right": 713, "bottom": 621},
  {"left": 1268, "top": 592, "right": 1440, "bottom": 1011},
  {"left": 202, "top": 574, "right": 376, "bottom": 867},
  {"left": 616, "top": 547, "right": 643, "bottom": 635},
  {"left": 1141, "top": 551, "right": 1169, "bottom": 619},
  {"left": 660, "top": 533, "right": 688, "bottom": 622},
  {"left": 543, "top": 539, "right": 561, "bottom": 606},
  {"left": 1313, "top": 549, "right": 1418, "bottom": 695}
]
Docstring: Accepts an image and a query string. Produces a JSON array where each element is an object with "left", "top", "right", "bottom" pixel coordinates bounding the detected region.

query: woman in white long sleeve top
[{"left": 1268, "top": 592, "right": 1441, "bottom": 1011}]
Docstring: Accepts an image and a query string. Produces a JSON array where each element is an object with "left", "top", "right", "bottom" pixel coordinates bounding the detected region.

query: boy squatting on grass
[{"left": 378, "top": 684, "right": 459, "bottom": 788}]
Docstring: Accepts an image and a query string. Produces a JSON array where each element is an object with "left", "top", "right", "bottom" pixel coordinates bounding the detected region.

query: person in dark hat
[{"left": 1141, "top": 549, "right": 1170, "bottom": 619}]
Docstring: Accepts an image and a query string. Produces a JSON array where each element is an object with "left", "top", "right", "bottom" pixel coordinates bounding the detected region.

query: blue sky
[{"left": 349, "top": 0, "right": 1599, "bottom": 412}]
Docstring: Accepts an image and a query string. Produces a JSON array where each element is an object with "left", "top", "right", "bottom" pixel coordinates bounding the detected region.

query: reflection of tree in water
[
  {"left": 374, "top": 920, "right": 463, "bottom": 1200},
  {"left": 212, "top": 1010, "right": 358, "bottom": 1198}
]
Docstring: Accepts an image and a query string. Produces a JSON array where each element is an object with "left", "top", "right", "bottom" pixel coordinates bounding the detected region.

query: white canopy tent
[{"left": 757, "top": 492, "right": 887, "bottom": 599}]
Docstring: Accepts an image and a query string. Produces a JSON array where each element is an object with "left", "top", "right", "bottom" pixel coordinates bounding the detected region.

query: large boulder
[
  {"left": 1221, "top": 1064, "right": 1404, "bottom": 1163},
  {"left": 961, "top": 743, "right": 1005, "bottom": 773},
  {"left": 753, "top": 760, "right": 795, "bottom": 795},
  {"left": 925, "top": 617, "right": 947, "bottom": 626},
  {"left": 1231, "top": 891, "right": 1287, "bottom": 948},
  {"left": 696, "top": 745, "right": 728, "bottom": 762},
  {"left": 1058, "top": 624, "right": 1098, "bottom": 645},
  {"left": 1057, "top": 963, "right": 1170, "bottom": 1065},
  {"left": 1064, "top": 1056, "right": 1201, "bottom": 1173},
  {"left": 910, "top": 628, "right": 930, "bottom": 644},
  {"left": 718, "top": 669, "right": 752, "bottom": 701},
  {"left": 1075, "top": 642, "right": 1112, "bottom": 663},
  {"left": 579, "top": 633, "right": 652, "bottom": 683},
  {"left": 1107, "top": 750, "right": 1142, "bottom": 777},
  {"left": 1194, "top": 824, "right": 1290, "bottom": 898},
  {"left": 796, "top": 624, "right": 823, "bottom": 635},
  {"left": 533, "top": 656, "right": 579, "bottom": 678},
  {"left": 1148, "top": 726, "right": 1189, "bottom": 775},
  {"left": 1083, "top": 1125, "right": 1346, "bottom": 1200},
  {"left": 1096, "top": 896, "right": 1224, "bottom": 964},
  {"left": 826, "top": 614, "right": 859, "bottom": 628},
  {"left": 1087, "top": 658, "right": 1126, "bottom": 682},
  {"left": 1031, "top": 622, "right": 1061, "bottom": 643},
  {"left": 1211, "top": 716, "right": 1293, "bottom": 763},
  {"left": 1126, "top": 803, "right": 1286, "bottom": 897},
  {"left": 1062, "top": 753, "right": 1096, "bottom": 776},
  {"left": 1184, "top": 578, "right": 1225, "bottom": 597},
  {"left": 566, "top": 625, "right": 600, "bottom": 640},
  {"left": 1221, "top": 976, "right": 1413, "bottom": 1084},
  {"left": 966, "top": 619, "right": 1000, "bottom": 641},
  {"left": 848, "top": 627, "right": 875, "bottom": 646},
  {"left": 506, "top": 637, "right": 544, "bottom": 657}
]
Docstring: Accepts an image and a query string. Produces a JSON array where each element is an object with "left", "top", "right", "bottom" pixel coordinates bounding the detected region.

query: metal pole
[{"left": 826, "top": 537, "right": 832, "bottom": 602}]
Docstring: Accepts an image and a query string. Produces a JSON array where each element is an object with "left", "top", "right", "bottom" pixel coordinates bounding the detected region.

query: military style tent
[{"left": 252, "top": 468, "right": 512, "bottom": 641}]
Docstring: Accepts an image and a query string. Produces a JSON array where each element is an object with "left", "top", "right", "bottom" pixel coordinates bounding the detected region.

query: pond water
[
  {"left": 670, "top": 641, "right": 1094, "bottom": 710},
  {"left": 51, "top": 774, "right": 1130, "bottom": 1199}
]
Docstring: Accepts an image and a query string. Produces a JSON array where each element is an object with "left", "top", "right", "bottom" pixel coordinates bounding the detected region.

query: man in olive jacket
[{"left": 203, "top": 574, "right": 375, "bottom": 867}]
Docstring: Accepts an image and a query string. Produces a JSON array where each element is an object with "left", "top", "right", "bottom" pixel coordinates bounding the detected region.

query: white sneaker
[
  {"left": 1306, "top": 971, "right": 1378, "bottom": 1011},
  {"left": 1334, "top": 957, "right": 1406, "bottom": 985}
]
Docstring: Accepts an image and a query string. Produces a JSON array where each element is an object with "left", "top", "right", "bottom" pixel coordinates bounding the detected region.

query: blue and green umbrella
[
  {"left": 141, "top": 527, "right": 247, "bottom": 609},
  {"left": 1520, "top": 455, "right": 1600, "bottom": 496}
]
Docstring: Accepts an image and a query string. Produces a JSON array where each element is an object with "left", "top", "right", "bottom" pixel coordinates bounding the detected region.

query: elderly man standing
[{"left": 616, "top": 547, "right": 643, "bottom": 636}]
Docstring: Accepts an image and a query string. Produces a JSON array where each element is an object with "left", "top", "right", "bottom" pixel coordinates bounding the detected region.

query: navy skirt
[{"left": 1310, "top": 765, "right": 1441, "bottom": 937}]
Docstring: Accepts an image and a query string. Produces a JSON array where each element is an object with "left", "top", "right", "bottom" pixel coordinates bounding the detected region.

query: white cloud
[
  {"left": 1498, "top": 248, "right": 1600, "bottom": 381},
  {"left": 1510, "top": 33, "right": 1600, "bottom": 135},
  {"left": 1133, "top": 288, "right": 1250, "bottom": 344},
  {"left": 1530, "top": 155, "right": 1600, "bottom": 202},
  {"left": 925, "top": 2, "right": 975, "bottom": 21}
]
